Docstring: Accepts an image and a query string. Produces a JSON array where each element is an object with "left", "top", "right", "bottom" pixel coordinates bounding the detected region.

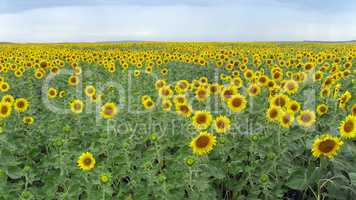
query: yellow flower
[
  {"left": 213, "top": 116, "right": 231, "bottom": 134},
  {"left": 190, "top": 131, "right": 216, "bottom": 156},
  {"left": 1, "top": 94, "right": 15, "bottom": 105},
  {"left": 155, "top": 80, "right": 167, "bottom": 90},
  {"left": 247, "top": 84, "right": 261, "bottom": 97},
  {"left": 70, "top": 99, "right": 84, "bottom": 114},
  {"left": 85, "top": 86, "right": 96, "bottom": 97},
  {"left": 266, "top": 106, "right": 281, "bottom": 122},
  {"left": 195, "top": 87, "right": 210, "bottom": 101},
  {"left": 220, "top": 85, "right": 237, "bottom": 101},
  {"left": 143, "top": 98, "right": 155, "bottom": 110},
  {"left": 161, "top": 99, "right": 172, "bottom": 112},
  {"left": 312, "top": 134, "right": 343, "bottom": 159},
  {"left": 227, "top": 94, "right": 247, "bottom": 112},
  {"left": 173, "top": 95, "right": 188, "bottom": 105},
  {"left": 270, "top": 94, "right": 289, "bottom": 108},
  {"left": 297, "top": 110, "right": 316, "bottom": 128},
  {"left": 47, "top": 87, "right": 58, "bottom": 98},
  {"left": 339, "top": 115, "right": 356, "bottom": 139},
  {"left": 317, "top": 104, "right": 328, "bottom": 116},
  {"left": 59, "top": 90, "right": 66, "bottom": 98},
  {"left": 175, "top": 104, "right": 193, "bottom": 118},
  {"left": 68, "top": 75, "right": 79, "bottom": 86},
  {"left": 101, "top": 102, "right": 118, "bottom": 119},
  {"left": 283, "top": 80, "right": 299, "bottom": 94},
  {"left": 278, "top": 111, "right": 295, "bottom": 128},
  {"left": 14, "top": 98, "right": 29, "bottom": 112},
  {"left": 0, "top": 102, "right": 12, "bottom": 118},
  {"left": 0, "top": 82, "right": 10, "bottom": 92},
  {"left": 192, "top": 110, "right": 212, "bottom": 130},
  {"left": 175, "top": 80, "right": 190, "bottom": 94},
  {"left": 77, "top": 152, "right": 96, "bottom": 171},
  {"left": 286, "top": 100, "right": 301, "bottom": 113},
  {"left": 159, "top": 85, "right": 173, "bottom": 99},
  {"left": 23, "top": 116, "right": 34, "bottom": 125}
]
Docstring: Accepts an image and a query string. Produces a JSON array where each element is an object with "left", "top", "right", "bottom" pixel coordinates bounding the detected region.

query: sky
[{"left": 0, "top": 0, "right": 356, "bottom": 42}]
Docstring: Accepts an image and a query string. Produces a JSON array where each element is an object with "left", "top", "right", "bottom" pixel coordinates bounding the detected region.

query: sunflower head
[
  {"left": 23, "top": 116, "right": 34, "bottom": 125},
  {"left": 70, "top": 99, "right": 84, "bottom": 114},
  {"left": 297, "top": 110, "right": 316, "bottom": 128},
  {"left": 176, "top": 104, "right": 193, "bottom": 117},
  {"left": 0, "top": 102, "right": 12, "bottom": 118},
  {"left": 15, "top": 98, "right": 29, "bottom": 112},
  {"left": 227, "top": 94, "right": 247, "bottom": 112},
  {"left": 190, "top": 131, "right": 217, "bottom": 156},
  {"left": 339, "top": 115, "right": 356, "bottom": 139},
  {"left": 317, "top": 104, "right": 328, "bottom": 116},
  {"left": 213, "top": 115, "right": 231, "bottom": 134},
  {"left": 101, "top": 102, "right": 118, "bottom": 119},
  {"left": 312, "top": 134, "right": 343, "bottom": 159},
  {"left": 192, "top": 110, "right": 212, "bottom": 130},
  {"left": 77, "top": 152, "right": 96, "bottom": 171},
  {"left": 48, "top": 88, "right": 58, "bottom": 98},
  {"left": 85, "top": 86, "right": 96, "bottom": 97}
]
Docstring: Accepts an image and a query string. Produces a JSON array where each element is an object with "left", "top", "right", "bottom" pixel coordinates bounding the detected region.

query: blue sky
[{"left": 1, "top": 0, "right": 356, "bottom": 42}]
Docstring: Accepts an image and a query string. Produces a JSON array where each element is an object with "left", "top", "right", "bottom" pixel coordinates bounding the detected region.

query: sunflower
[
  {"left": 85, "top": 86, "right": 96, "bottom": 97},
  {"left": 101, "top": 102, "right": 118, "bottom": 119},
  {"left": 47, "top": 87, "right": 58, "bottom": 98},
  {"left": 23, "top": 116, "right": 34, "bottom": 125},
  {"left": 192, "top": 110, "right": 213, "bottom": 130},
  {"left": 159, "top": 86, "right": 173, "bottom": 99},
  {"left": 155, "top": 80, "right": 167, "bottom": 90},
  {"left": 70, "top": 99, "right": 84, "bottom": 114},
  {"left": 220, "top": 85, "right": 237, "bottom": 101},
  {"left": 230, "top": 77, "right": 243, "bottom": 88},
  {"left": 278, "top": 111, "right": 295, "bottom": 128},
  {"left": 213, "top": 115, "right": 231, "bottom": 134},
  {"left": 283, "top": 80, "right": 299, "bottom": 94},
  {"left": 175, "top": 80, "right": 190, "bottom": 94},
  {"left": 312, "top": 134, "right": 343, "bottom": 159},
  {"left": 339, "top": 91, "right": 352, "bottom": 109},
  {"left": 14, "top": 98, "right": 29, "bottom": 112},
  {"left": 1, "top": 94, "right": 14, "bottom": 105},
  {"left": 209, "top": 83, "right": 221, "bottom": 94},
  {"left": 195, "top": 87, "right": 210, "bottom": 101},
  {"left": 0, "top": 82, "right": 10, "bottom": 92},
  {"left": 227, "top": 94, "right": 247, "bottom": 112},
  {"left": 190, "top": 131, "right": 217, "bottom": 156},
  {"left": 34, "top": 70, "right": 44, "bottom": 79},
  {"left": 287, "top": 100, "right": 301, "bottom": 113},
  {"left": 143, "top": 98, "right": 155, "bottom": 110},
  {"left": 173, "top": 95, "right": 188, "bottom": 105},
  {"left": 59, "top": 90, "right": 66, "bottom": 98},
  {"left": 160, "top": 68, "right": 168, "bottom": 76},
  {"left": 297, "top": 110, "right": 316, "bottom": 128},
  {"left": 77, "top": 152, "right": 96, "bottom": 171},
  {"left": 0, "top": 102, "right": 12, "bottom": 118},
  {"left": 68, "top": 75, "right": 79, "bottom": 86},
  {"left": 270, "top": 94, "right": 289, "bottom": 108},
  {"left": 161, "top": 99, "right": 172, "bottom": 112},
  {"left": 247, "top": 84, "right": 261, "bottom": 97},
  {"left": 351, "top": 104, "right": 356, "bottom": 116},
  {"left": 134, "top": 70, "right": 141, "bottom": 77},
  {"left": 317, "top": 104, "right": 328, "bottom": 116},
  {"left": 339, "top": 115, "right": 356, "bottom": 138},
  {"left": 266, "top": 106, "right": 281, "bottom": 122},
  {"left": 176, "top": 104, "right": 193, "bottom": 117}
]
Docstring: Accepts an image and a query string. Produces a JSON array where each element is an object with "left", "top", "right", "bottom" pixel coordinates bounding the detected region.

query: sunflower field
[{"left": 0, "top": 42, "right": 356, "bottom": 200}]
